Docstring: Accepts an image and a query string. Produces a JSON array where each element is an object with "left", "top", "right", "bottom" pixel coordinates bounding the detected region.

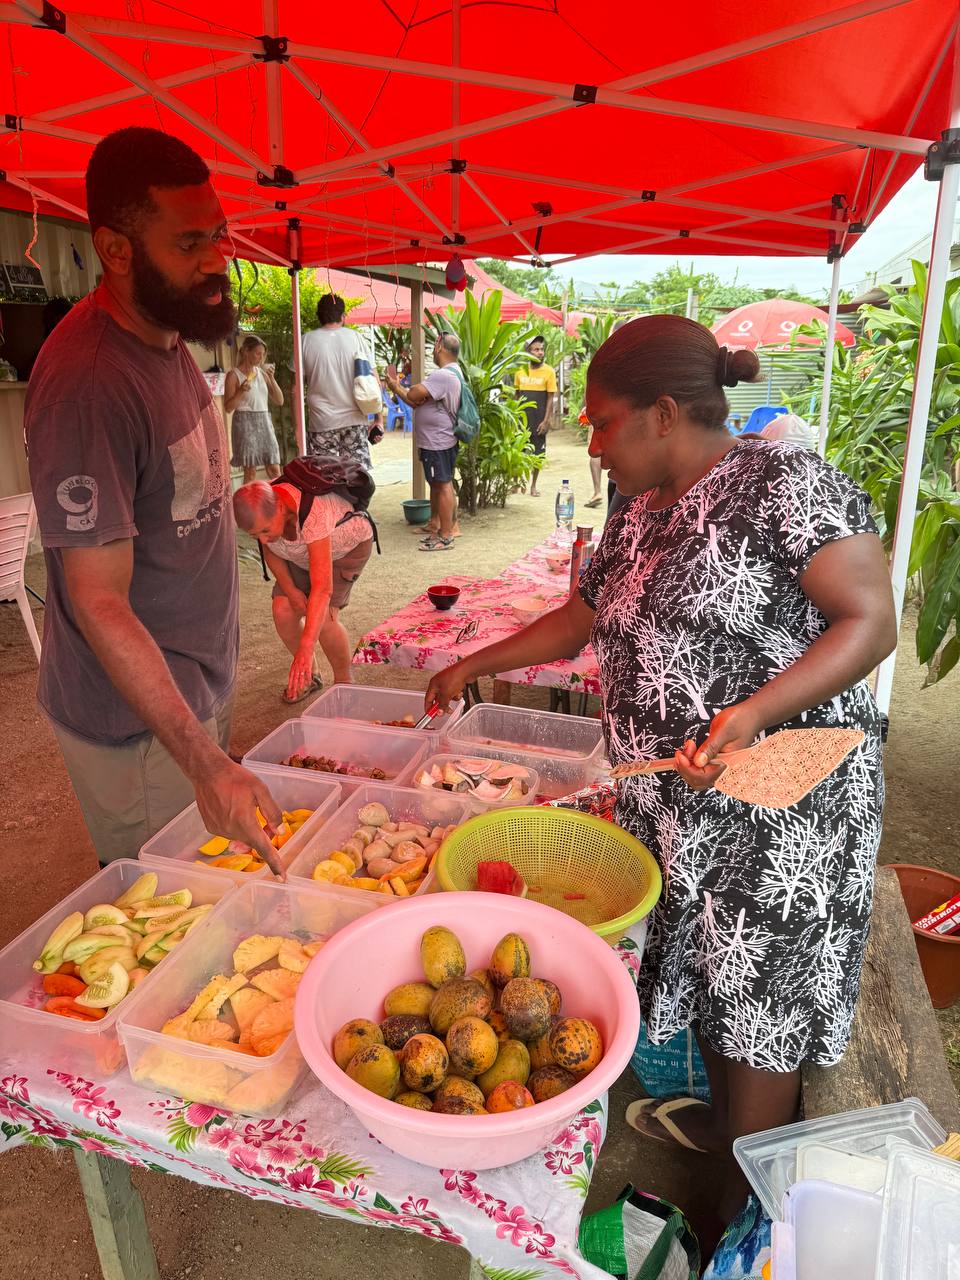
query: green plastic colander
[{"left": 435, "top": 806, "right": 662, "bottom": 944}]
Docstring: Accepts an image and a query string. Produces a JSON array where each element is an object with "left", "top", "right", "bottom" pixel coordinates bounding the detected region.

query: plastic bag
[
  {"left": 579, "top": 1185, "right": 700, "bottom": 1280},
  {"left": 630, "top": 1022, "right": 710, "bottom": 1102}
]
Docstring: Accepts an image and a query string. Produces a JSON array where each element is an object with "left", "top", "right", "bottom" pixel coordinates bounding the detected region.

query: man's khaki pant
[{"left": 50, "top": 693, "right": 234, "bottom": 865}]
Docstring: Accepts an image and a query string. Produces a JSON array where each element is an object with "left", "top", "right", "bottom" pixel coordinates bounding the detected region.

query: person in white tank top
[{"left": 224, "top": 333, "right": 284, "bottom": 483}]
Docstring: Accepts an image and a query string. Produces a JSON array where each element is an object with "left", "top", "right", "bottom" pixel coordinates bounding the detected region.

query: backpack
[
  {"left": 256, "top": 455, "right": 380, "bottom": 582},
  {"left": 445, "top": 366, "right": 481, "bottom": 445}
]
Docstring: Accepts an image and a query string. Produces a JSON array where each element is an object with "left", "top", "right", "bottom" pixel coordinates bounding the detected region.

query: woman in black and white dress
[
  {"left": 225, "top": 333, "right": 284, "bottom": 484},
  {"left": 426, "top": 315, "right": 896, "bottom": 1229}
]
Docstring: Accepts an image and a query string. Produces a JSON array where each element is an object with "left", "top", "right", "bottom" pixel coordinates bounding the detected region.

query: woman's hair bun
[{"left": 718, "top": 346, "right": 761, "bottom": 388}]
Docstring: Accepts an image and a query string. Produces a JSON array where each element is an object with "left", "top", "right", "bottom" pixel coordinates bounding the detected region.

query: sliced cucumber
[
  {"left": 136, "top": 890, "right": 193, "bottom": 913},
  {"left": 31, "top": 911, "right": 84, "bottom": 973},
  {"left": 79, "top": 947, "right": 139, "bottom": 985},
  {"left": 63, "top": 933, "right": 125, "bottom": 964},
  {"left": 133, "top": 903, "right": 189, "bottom": 922},
  {"left": 136, "top": 929, "right": 167, "bottom": 961},
  {"left": 157, "top": 930, "right": 186, "bottom": 953},
  {"left": 83, "top": 903, "right": 129, "bottom": 931},
  {"left": 75, "top": 961, "right": 130, "bottom": 1009},
  {"left": 85, "top": 924, "right": 135, "bottom": 942},
  {"left": 140, "top": 946, "right": 166, "bottom": 967},
  {"left": 113, "top": 872, "right": 159, "bottom": 910}
]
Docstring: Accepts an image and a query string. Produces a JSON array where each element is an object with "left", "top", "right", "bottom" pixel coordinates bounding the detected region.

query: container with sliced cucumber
[{"left": 31, "top": 873, "right": 214, "bottom": 1024}]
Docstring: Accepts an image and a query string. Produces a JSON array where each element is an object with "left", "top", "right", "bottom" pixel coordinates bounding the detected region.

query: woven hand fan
[{"left": 609, "top": 727, "right": 865, "bottom": 808}]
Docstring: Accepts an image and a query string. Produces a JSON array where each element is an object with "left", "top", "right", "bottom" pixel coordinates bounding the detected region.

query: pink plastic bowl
[{"left": 294, "top": 891, "right": 641, "bottom": 1168}]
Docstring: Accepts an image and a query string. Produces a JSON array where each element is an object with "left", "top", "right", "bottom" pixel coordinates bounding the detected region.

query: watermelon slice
[{"left": 476, "top": 861, "right": 527, "bottom": 897}]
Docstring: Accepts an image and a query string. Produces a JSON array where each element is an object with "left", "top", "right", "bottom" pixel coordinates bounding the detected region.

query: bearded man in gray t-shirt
[{"left": 26, "top": 126, "right": 282, "bottom": 870}]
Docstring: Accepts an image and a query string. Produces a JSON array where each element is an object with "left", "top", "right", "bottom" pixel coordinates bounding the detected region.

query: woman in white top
[
  {"left": 232, "top": 480, "right": 374, "bottom": 702},
  {"left": 225, "top": 334, "right": 284, "bottom": 484}
]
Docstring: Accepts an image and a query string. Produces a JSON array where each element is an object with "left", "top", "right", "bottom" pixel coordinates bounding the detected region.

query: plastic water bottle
[{"left": 555, "top": 479, "right": 575, "bottom": 537}]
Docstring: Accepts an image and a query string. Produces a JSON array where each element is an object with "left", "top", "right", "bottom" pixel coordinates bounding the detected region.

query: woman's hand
[
  {"left": 285, "top": 588, "right": 308, "bottom": 617},
  {"left": 425, "top": 662, "right": 472, "bottom": 712},
  {"left": 673, "top": 702, "right": 762, "bottom": 792},
  {"left": 286, "top": 646, "right": 315, "bottom": 701}
]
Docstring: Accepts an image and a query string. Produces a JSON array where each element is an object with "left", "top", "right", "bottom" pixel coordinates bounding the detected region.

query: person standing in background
[
  {"left": 224, "top": 333, "right": 284, "bottom": 484},
  {"left": 301, "top": 293, "right": 381, "bottom": 472},
  {"left": 514, "top": 335, "right": 556, "bottom": 497},
  {"left": 25, "top": 125, "right": 280, "bottom": 867}
]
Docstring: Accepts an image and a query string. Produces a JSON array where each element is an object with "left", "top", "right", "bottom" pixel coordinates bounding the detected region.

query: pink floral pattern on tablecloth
[{"left": 352, "top": 543, "right": 603, "bottom": 696}]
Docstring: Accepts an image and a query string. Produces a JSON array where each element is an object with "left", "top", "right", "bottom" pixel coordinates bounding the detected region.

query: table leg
[
  {"left": 72, "top": 1148, "right": 160, "bottom": 1280},
  {"left": 550, "top": 689, "right": 572, "bottom": 715},
  {"left": 464, "top": 681, "right": 483, "bottom": 707},
  {"left": 491, "top": 680, "right": 512, "bottom": 705}
]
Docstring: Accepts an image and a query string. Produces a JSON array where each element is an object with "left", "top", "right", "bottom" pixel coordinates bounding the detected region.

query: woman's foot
[
  {"left": 585, "top": 495, "right": 602, "bottom": 508},
  {"left": 625, "top": 1097, "right": 725, "bottom": 1154}
]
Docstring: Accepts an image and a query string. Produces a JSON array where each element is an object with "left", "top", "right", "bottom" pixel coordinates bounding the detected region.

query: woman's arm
[
  {"left": 286, "top": 537, "right": 333, "bottom": 699},
  {"left": 262, "top": 364, "right": 284, "bottom": 407},
  {"left": 678, "top": 532, "right": 897, "bottom": 782},
  {"left": 223, "top": 369, "right": 249, "bottom": 413},
  {"left": 425, "top": 591, "right": 595, "bottom": 709}
]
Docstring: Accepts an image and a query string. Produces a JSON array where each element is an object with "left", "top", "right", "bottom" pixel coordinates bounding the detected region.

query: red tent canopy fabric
[
  {"left": 0, "top": 2, "right": 955, "bottom": 270},
  {"left": 712, "top": 300, "right": 857, "bottom": 351}
]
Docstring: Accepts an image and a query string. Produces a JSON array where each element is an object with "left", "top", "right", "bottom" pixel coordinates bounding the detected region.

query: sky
[{"left": 553, "top": 172, "right": 956, "bottom": 303}]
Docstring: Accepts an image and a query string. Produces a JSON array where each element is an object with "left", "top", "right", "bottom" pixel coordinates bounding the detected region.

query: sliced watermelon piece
[{"left": 476, "top": 860, "right": 527, "bottom": 897}]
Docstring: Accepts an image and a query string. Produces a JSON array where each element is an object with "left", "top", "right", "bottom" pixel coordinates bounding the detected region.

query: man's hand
[
  {"left": 194, "top": 758, "right": 286, "bottom": 879},
  {"left": 286, "top": 647, "right": 315, "bottom": 701},
  {"left": 534, "top": 419, "right": 548, "bottom": 436},
  {"left": 286, "top": 588, "right": 308, "bottom": 617},
  {"left": 673, "top": 702, "right": 761, "bottom": 792}
]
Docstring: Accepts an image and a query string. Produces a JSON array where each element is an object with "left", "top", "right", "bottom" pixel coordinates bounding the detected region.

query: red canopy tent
[{"left": 0, "top": 0, "right": 957, "bottom": 711}]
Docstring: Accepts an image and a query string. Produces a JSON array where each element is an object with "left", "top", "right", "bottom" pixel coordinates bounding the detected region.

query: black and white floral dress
[{"left": 579, "top": 441, "right": 883, "bottom": 1073}]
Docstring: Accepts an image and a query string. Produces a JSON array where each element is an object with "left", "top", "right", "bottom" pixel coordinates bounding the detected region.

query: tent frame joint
[
  {"left": 257, "top": 165, "right": 297, "bottom": 188},
  {"left": 449, "top": 158, "right": 467, "bottom": 174},
  {"left": 37, "top": 2, "right": 66, "bottom": 34},
  {"left": 255, "top": 35, "right": 289, "bottom": 63},
  {"left": 572, "top": 84, "right": 597, "bottom": 105},
  {"left": 848, "top": 220, "right": 867, "bottom": 233},
  {"left": 924, "top": 127, "right": 960, "bottom": 180},
  {"left": 831, "top": 193, "right": 847, "bottom": 208},
  {"left": 641, "top": 189, "right": 656, "bottom": 201},
  {"left": 274, "top": 200, "right": 287, "bottom": 211},
  {"left": 678, "top": 229, "right": 690, "bottom": 238},
  {"left": 443, "top": 232, "right": 466, "bottom": 245},
  {"left": 4, "top": 114, "right": 21, "bottom": 133},
  {"left": 826, "top": 243, "right": 843, "bottom": 263}
]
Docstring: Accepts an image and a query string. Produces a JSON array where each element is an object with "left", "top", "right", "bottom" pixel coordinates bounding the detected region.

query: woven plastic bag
[
  {"left": 579, "top": 1186, "right": 700, "bottom": 1280},
  {"left": 630, "top": 1022, "right": 710, "bottom": 1102}
]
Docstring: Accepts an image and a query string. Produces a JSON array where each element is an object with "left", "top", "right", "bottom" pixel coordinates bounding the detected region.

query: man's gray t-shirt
[
  {"left": 414, "top": 364, "right": 461, "bottom": 451},
  {"left": 26, "top": 295, "right": 239, "bottom": 746}
]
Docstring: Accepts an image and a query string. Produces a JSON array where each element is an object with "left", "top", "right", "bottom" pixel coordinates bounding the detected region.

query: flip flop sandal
[
  {"left": 624, "top": 1097, "right": 708, "bottom": 1152},
  {"left": 281, "top": 674, "right": 323, "bottom": 705},
  {"left": 584, "top": 496, "right": 603, "bottom": 508}
]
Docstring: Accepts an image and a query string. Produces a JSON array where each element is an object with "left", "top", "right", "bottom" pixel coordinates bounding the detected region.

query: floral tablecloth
[
  {"left": 353, "top": 537, "right": 602, "bottom": 696},
  {"left": 0, "top": 932, "right": 646, "bottom": 1280}
]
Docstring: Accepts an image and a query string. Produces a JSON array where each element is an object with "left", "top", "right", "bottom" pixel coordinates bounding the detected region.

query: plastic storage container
[
  {"left": 733, "top": 1098, "right": 947, "bottom": 1221},
  {"left": 242, "top": 719, "right": 429, "bottom": 798},
  {"left": 448, "top": 703, "right": 604, "bottom": 761},
  {"left": 286, "top": 782, "right": 474, "bottom": 901},
  {"left": 410, "top": 753, "right": 541, "bottom": 814},
  {"left": 140, "top": 768, "right": 343, "bottom": 882},
  {"left": 771, "top": 1180, "right": 881, "bottom": 1280},
  {"left": 303, "top": 683, "right": 464, "bottom": 735},
  {"left": 433, "top": 740, "right": 602, "bottom": 803},
  {"left": 294, "top": 891, "right": 641, "bottom": 1169},
  {"left": 119, "top": 880, "right": 382, "bottom": 1115},
  {"left": 875, "top": 1146, "right": 960, "bottom": 1279},
  {"left": 0, "top": 860, "right": 235, "bottom": 1079}
]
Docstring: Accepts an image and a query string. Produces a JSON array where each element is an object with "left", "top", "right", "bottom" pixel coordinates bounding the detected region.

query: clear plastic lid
[
  {"left": 733, "top": 1098, "right": 947, "bottom": 1221},
  {"left": 876, "top": 1147, "right": 960, "bottom": 1279}
]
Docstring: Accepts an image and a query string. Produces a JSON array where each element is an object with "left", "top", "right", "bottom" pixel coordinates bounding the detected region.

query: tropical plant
[
  {"left": 426, "top": 290, "right": 536, "bottom": 514},
  {"left": 796, "top": 265, "right": 960, "bottom": 684},
  {"left": 566, "top": 311, "right": 618, "bottom": 429}
]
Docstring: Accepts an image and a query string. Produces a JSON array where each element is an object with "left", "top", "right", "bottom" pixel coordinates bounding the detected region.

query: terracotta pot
[{"left": 889, "top": 863, "right": 960, "bottom": 1010}]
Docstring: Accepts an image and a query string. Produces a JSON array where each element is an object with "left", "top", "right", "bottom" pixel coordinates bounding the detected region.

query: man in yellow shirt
[{"left": 514, "top": 335, "right": 556, "bottom": 497}]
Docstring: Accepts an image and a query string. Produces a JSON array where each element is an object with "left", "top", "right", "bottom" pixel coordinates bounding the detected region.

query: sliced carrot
[
  {"left": 44, "top": 996, "right": 105, "bottom": 1021},
  {"left": 43, "top": 973, "right": 87, "bottom": 997},
  {"left": 57, "top": 961, "right": 79, "bottom": 976}
]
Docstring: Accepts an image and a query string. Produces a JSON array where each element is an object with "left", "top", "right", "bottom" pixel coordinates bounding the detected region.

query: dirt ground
[{"left": 1, "top": 425, "right": 958, "bottom": 1279}]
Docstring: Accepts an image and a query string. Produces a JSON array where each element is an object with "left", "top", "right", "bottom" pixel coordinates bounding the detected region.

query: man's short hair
[
  {"left": 317, "top": 293, "right": 346, "bottom": 325},
  {"left": 232, "top": 481, "right": 277, "bottom": 532},
  {"left": 86, "top": 127, "right": 210, "bottom": 236},
  {"left": 438, "top": 332, "right": 460, "bottom": 358}
]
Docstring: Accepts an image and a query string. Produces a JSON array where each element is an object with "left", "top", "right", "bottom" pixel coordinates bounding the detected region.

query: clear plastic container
[
  {"left": 119, "top": 880, "right": 382, "bottom": 1115},
  {"left": 139, "top": 768, "right": 343, "bottom": 882},
  {"left": 876, "top": 1147, "right": 960, "bottom": 1279},
  {"left": 411, "top": 753, "right": 541, "bottom": 814},
  {"left": 303, "top": 683, "right": 464, "bottom": 734},
  {"left": 286, "top": 782, "right": 474, "bottom": 902},
  {"left": 448, "top": 703, "right": 603, "bottom": 761},
  {"left": 733, "top": 1098, "right": 946, "bottom": 1221},
  {"left": 795, "top": 1143, "right": 886, "bottom": 1193},
  {"left": 0, "top": 860, "right": 235, "bottom": 1079},
  {"left": 771, "top": 1179, "right": 882, "bottom": 1280},
  {"left": 242, "top": 718, "right": 429, "bottom": 799},
  {"left": 430, "top": 739, "right": 601, "bottom": 802}
]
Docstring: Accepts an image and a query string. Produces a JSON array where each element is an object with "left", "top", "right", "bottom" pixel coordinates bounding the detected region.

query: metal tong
[{"left": 413, "top": 702, "right": 444, "bottom": 730}]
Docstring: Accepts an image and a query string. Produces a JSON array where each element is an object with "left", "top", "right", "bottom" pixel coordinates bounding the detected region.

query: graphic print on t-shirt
[
  {"left": 169, "top": 401, "right": 228, "bottom": 538},
  {"left": 55, "top": 475, "right": 99, "bottom": 532}
]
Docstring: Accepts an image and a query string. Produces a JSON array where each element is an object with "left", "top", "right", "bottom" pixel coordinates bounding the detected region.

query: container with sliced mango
[
  {"left": 195, "top": 807, "right": 316, "bottom": 873},
  {"left": 29, "top": 872, "right": 212, "bottom": 1023}
]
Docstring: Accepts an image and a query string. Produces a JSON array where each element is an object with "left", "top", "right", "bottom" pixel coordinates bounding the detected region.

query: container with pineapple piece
[
  {"left": 287, "top": 784, "right": 472, "bottom": 904},
  {"left": 0, "top": 861, "right": 233, "bottom": 1078},
  {"left": 118, "top": 881, "right": 382, "bottom": 1114},
  {"left": 139, "top": 768, "right": 343, "bottom": 881}
]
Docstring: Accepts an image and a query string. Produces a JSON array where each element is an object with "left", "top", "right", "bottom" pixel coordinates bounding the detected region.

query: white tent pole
[
  {"left": 261, "top": 0, "right": 285, "bottom": 169},
  {"left": 288, "top": 223, "right": 307, "bottom": 456},
  {"left": 450, "top": 0, "right": 462, "bottom": 236},
  {"left": 817, "top": 254, "right": 842, "bottom": 455},
  {"left": 874, "top": 37, "right": 960, "bottom": 715},
  {"left": 410, "top": 280, "right": 426, "bottom": 501}
]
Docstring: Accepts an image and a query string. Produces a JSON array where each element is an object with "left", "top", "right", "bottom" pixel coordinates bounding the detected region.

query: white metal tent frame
[{"left": 0, "top": 0, "right": 957, "bottom": 712}]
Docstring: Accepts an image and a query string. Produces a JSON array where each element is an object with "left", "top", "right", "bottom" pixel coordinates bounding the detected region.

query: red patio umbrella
[{"left": 712, "top": 300, "right": 856, "bottom": 351}]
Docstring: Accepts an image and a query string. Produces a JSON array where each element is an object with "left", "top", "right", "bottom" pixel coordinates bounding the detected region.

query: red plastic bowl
[{"left": 427, "top": 584, "right": 461, "bottom": 610}]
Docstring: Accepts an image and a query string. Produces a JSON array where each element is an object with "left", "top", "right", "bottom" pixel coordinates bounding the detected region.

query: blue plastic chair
[
  {"left": 742, "top": 405, "right": 788, "bottom": 434},
  {"left": 385, "top": 393, "right": 413, "bottom": 433}
]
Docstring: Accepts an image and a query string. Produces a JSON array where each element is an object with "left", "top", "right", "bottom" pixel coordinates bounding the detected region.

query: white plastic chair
[{"left": 0, "top": 492, "right": 42, "bottom": 662}]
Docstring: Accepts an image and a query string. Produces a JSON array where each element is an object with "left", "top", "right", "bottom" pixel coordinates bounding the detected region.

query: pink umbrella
[{"left": 712, "top": 300, "right": 856, "bottom": 351}]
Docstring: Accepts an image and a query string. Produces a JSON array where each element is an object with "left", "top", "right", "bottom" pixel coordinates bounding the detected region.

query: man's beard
[
  {"left": 529, "top": 357, "right": 543, "bottom": 367},
  {"left": 131, "top": 241, "right": 235, "bottom": 344}
]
